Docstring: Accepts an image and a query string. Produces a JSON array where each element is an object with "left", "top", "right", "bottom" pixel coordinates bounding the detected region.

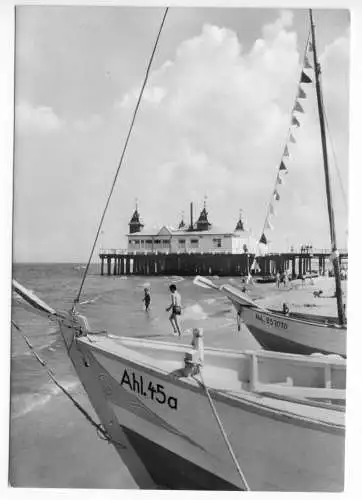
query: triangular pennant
[
  {"left": 293, "top": 101, "right": 304, "bottom": 113},
  {"left": 308, "top": 40, "right": 313, "bottom": 52},
  {"left": 300, "top": 70, "right": 312, "bottom": 84},
  {"left": 259, "top": 233, "right": 268, "bottom": 245},
  {"left": 276, "top": 174, "right": 283, "bottom": 185},
  {"left": 289, "top": 133, "right": 296, "bottom": 144},
  {"left": 273, "top": 189, "right": 280, "bottom": 201},
  {"left": 304, "top": 55, "right": 313, "bottom": 69},
  {"left": 297, "top": 86, "right": 307, "bottom": 99},
  {"left": 265, "top": 217, "right": 274, "bottom": 231},
  {"left": 269, "top": 203, "right": 276, "bottom": 216},
  {"left": 279, "top": 160, "right": 288, "bottom": 171},
  {"left": 292, "top": 115, "right": 300, "bottom": 127},
  {"left": 283, "top": 145, "right": 289, "bottom": 157}
]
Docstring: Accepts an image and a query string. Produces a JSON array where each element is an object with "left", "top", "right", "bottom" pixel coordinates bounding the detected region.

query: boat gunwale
[
  {"left": 222, "top": 285, "right": 347, "bottom": 329},
  {"left": 77, "top": 336, "right": 345, "bottom": 434}
]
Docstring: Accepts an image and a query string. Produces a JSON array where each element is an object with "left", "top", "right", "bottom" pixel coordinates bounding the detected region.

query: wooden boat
[
  {"left": 12, "top": 280, "right": 345, "bottom": 491},
  {"left": 223, "top": 282, "right": 346, "bottom": 356}
]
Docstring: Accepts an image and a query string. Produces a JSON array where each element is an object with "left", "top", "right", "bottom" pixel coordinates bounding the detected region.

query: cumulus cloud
[
  {"left": 73, "top": 114, "right": 102, "bottom": 132},
  {"left": 113, "top": 12, "right": 349, "bottom": 250},
  {"left": 116, "top": 18, "right": 346, "bottom": 250},
  {"left": 16, "top": 101, "right": 64, "bottom": 134}
]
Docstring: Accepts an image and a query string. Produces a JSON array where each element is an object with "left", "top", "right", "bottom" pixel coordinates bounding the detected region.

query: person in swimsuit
[
  {"left": 143, "top": 288, "right": 151, "bottom": 312},
  {"left": 166, "top": 284, "right": 182, "bottom": 336}
]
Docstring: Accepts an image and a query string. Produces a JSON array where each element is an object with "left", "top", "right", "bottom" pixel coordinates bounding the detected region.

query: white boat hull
[{"left": 60, "top": 324, "right": 345, "bottom": 491}]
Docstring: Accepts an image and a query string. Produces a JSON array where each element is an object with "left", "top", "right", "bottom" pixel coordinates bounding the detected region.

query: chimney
[{"left": 189, "top": 202, "right": 194, "bottom": 231}]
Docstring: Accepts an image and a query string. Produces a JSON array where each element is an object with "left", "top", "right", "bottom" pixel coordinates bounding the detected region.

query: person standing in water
[
  {"left": 143, "top": 288, "right": 151, "bottom": 312},
  {"left": 166, "top": 284, "right": 182, "bottom": 336}
]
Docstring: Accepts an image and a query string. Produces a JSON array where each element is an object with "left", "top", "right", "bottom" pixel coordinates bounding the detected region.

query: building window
[
  {"left": 213, "top": 238, "right": 222, "bottom": 248},
  {"left": 178, "top": 239, "right": 186, "bottom": 249},
  {"left": 162, "top": 240, "right": 169, "bottom": 249},
  {"left": 190, "top": 239, "right": 199, "bottom": 248},
  {"left": 134, "top": 240, "right": 140, "bottom": 247},
  {"left": 145, "top": 239, "right": 153, "bottom": 249}
]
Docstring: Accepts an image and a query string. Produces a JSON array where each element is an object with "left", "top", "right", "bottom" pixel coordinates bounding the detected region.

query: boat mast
[{"left": 309, "top": 9, "right": 345, "bottom": 325}]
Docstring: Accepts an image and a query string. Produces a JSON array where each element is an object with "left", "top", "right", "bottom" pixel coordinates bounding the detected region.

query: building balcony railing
[{"left": 99, "top": 247, "right": 348, "bottom": 257}]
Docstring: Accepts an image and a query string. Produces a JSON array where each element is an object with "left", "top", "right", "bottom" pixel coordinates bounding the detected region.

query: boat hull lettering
[
  {"left": 255, "top": 312, "right": 288, "bottom": 330},
  {"left": 120, "top": 367, "right": 178, "bottom": 410}
]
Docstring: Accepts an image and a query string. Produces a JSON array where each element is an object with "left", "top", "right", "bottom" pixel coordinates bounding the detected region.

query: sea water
[{"left": 10, "top": 263, "right": 337, "bottom": 488}]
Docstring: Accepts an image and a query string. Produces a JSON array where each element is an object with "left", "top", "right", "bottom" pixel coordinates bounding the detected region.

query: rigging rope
[
  {"left": 258, "top": 31, "right": 312, "bottom": 243},
  {"left": 194, "top": 370, "right": 251, "bottom": 491},
  {"left": 11, "top": 320, "right": 125, "bottom": 449},
  {"left": 323, "top": 107, "right": 348, "bottom": 212},
  {"left": 73, "top": 7, "right": 169, "bottom": 309}
]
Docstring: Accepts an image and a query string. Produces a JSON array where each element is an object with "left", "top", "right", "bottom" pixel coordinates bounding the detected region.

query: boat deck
[{"left": 79, "top": 333, "right": 345, "bottom": 429}]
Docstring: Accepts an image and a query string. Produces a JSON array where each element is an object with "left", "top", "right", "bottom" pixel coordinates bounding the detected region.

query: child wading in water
[
  {"left": 166, "top": 284, "right": 182, "bottom": 336},
  {"left": 143, "top": 288, "right": 151, "bottom": 312}
]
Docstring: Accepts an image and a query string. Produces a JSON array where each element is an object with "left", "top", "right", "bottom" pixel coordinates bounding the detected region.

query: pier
[{"left": 99, "top": 249, "right": 348, "bottom": 278}]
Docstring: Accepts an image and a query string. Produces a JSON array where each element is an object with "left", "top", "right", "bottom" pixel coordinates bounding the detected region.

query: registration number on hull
[
  {"left": 120, "top": 368, "right": 178, "bottom": 410},
  {"left": 255, "top": 312, "right": 288, "bottom": 330}
]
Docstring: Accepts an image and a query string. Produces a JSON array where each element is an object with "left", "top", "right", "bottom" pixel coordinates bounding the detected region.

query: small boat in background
[{"left": 211, "top": 9, "right": 348, "bottom": 357}]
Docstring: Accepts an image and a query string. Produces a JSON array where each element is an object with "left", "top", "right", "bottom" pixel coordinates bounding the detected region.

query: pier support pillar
[{"left": 125, "top": 258, "right": 130, "bottom": 275}]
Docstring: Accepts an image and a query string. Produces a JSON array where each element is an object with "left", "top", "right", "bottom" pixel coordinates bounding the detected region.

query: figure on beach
[
  {"left": 275, "top": 271, "right": 281, "bottom": 288},
  {"left": 143, "top": 288, "right": 151, "bottom": 311},
  {"left": 166, "top": 284, "right": 182, "bottom": 336}
]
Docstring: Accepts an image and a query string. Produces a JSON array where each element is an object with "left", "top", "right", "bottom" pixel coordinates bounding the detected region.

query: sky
[{"left": 11, "top": 4, "right": 350, "bottom": 262}]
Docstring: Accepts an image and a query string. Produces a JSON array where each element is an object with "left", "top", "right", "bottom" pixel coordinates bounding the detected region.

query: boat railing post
[
  {"left": 249, "top": 353, "right": 259, "bottom": 391},
  {"left": 324, "top": 364, "right": 332, "bottom": 389}
]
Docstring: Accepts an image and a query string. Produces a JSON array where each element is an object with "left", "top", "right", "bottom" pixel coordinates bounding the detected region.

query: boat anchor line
[
  {"left": 11, "top": 319, "right": 126, "bottom": 450},
  {"left": 193, "top": 370, "right": 250, "bottom": 491}
]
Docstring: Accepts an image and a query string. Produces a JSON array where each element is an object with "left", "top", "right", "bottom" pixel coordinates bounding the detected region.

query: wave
[
  {"left": 181, "top": 303, "right": 208, "bottom": 320},
  {"left": 170, "top": 276, "right": 184, "bottom": 283},
  {"left": 79, "top": 294, "right": 102, "bottom": 306},
  {"left": 12, "top": 379, "right": 81, "bottom": 419},
  {"left": 138, "top": 282, "right": 151, "bottom": 289}
]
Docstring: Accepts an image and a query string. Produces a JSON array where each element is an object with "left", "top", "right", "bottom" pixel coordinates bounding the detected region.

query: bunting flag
[
  {"left": 269, "top": 203, "right": 276, "bottom": 216},
  {"left": 279, "top": 160, "right": 288, "bottom": 172},
  {"left": 265, "top": 217, "right": 274, "bottom": 231},
  {"left": 297, "top": 86, "right": 307, "bottom": 99},
  {"left": 303, "top": 55, "right": 313, "bottom": 69},
  {"left": 276, "top": 174, "right": 283, "bottom": 185},
  {"left": 300, "top": 70, "right": 312, "bottom": 84},
  {"left": 283, "top": 145, "right": 289, "bottom": 157},
  {"left": 308, "top": 40, "right": 313, "bottom": 52},
  {"left": 273, "top": 189, "right": 280, "bottom": 201},
  {"left": 293, "top": 101, "right": 304, "bottom": 113},
  {"left": 259, "top": 233, "right": 268, "bottom": 245},
  {"left": 292, "top": 115, "right": 300, "bottom": 127},
  {"left": 289, "top": 133, "right": 296, "bottom": 144}
]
